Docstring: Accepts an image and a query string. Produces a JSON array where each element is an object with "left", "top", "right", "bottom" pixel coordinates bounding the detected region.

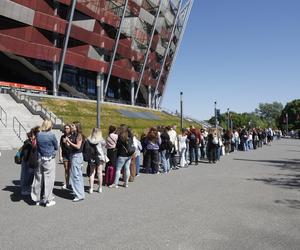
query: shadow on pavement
[
  {"left": 236, "top": 157, "right": 300, "bottom": 209},
  {"left": 274, "top": 199, "right": 300, "bottom": 209},
  {"left": 233, "top": 158, "right": 300, "bottom": 172},
  {"left": 2, "top": 181, "right": 35, "bottom": 205}
]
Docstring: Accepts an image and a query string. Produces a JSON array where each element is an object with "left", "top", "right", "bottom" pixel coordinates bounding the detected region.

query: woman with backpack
[
  {"left": 86, "top": 128, "right": 106, "bottom": 194},
  {"left": 65, "top": 122, "right": 85, "bottom": 202},
  {"left": 20, "top": 126, "right": 39, "bottom": 196},
  {"left": 109, "top": 125, "right": 135, "bottom": 188}
]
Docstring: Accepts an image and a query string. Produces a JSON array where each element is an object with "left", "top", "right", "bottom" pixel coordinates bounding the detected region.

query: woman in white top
[
  {"left": 133, "top": 134, "right": 142, "bottom": 176},
  {"left": 177, "top": 129, "right": 188, "bottom": 167}
]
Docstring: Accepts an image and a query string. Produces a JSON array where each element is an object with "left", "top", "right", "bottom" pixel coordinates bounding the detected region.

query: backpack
[
  {"left": 122, "top": 137, "right": 136, "bottom": 157},
  {"left": 82, "top": 140, "right": 98, "bottom": 162}
]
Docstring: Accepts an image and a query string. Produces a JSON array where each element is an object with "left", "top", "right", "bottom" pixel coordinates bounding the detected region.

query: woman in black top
[{"left": 59, "top": 124, "right": 72, "bottom": 189}]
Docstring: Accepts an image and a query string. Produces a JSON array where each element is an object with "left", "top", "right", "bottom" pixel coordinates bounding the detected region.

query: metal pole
[
  {"left": 152, "top": 0, "right": 184, "bottom": 107},
  {"left": 286, "top": 113, "right": 288, "bottom": 136},
  {"left": 227, "top": 108, "right": 229, "bottom": 130},
  {"left": 53, "top": 0, "right": 59, "bottom": 96},
  {"left": 134, "top": 0, "right": 163, "bottom": 102},
  {"left": 56, "top": 0, "right": 77, "bottom": 88},
  {"left": 104, "top": 0, "right": 129, "bottom": 96},
  {"left": 214, "top": 101, "right": 217, "bottom": 128},
  {"left": 96, "top": 73, "right": 101, "bottom": 128},
  {"left": 180, "top": 91, "right": 183, "bottom": 130},
  {"left": 158, "top": 0, "right": 194, "bottom": 108}
]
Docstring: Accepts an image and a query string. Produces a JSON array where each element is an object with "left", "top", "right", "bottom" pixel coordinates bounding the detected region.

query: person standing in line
[
  {"left": 160, "top": 126, "right": 171, "bottom": 173},
  {"left": 31, "top": 120, "right": 58, "bottom": 207},
  {"left": 168, "top": 125, "right": 179, "bottom": 170},
  {"left": 188, "top": 126, "right": 200, "bottom": 165},
  {"left": 106, "top": 125, "right": 118, "bottom": 169},
  {"left": 143, "top": 127, "right": 161, "bottom": 174},
  {"left": 20, "top": 126, "right": 39, "bottom": 196},
  {"left": 66, "top": 122, "right": 85, "bottom": 202},
  {"left": 177, "top": 129, "right": 188, "bottom": 167},
  {"left": 109, "top": 125, "right": 134, "bottom": 188},
  {"left": 133, "top": 133, "right": 142, "bottom": 176},
  {"left": 86, "top": 128, "right": 106, "bottom": 194},
  {"left": 59, "top": 124, "right": 72, "bottom": 190}
]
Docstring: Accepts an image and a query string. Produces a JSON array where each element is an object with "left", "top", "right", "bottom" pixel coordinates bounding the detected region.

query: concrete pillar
[
  {"left": 131, "top": 80, "right": 135, "bottom": 105},
  {"left": 96, "top": 72, "right": 104, "bottom": 128},
  {"left": 148, "top": 85, "right": 152, "bottom": 108}
]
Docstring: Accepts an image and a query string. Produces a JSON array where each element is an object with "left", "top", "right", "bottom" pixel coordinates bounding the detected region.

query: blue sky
[{"left": 162, "top": 0, "right": 300, "bottom": 120}]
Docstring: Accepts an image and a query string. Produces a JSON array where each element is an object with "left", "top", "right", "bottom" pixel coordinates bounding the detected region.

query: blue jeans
[
  {"left": 20, "top": 161, "right": 34, "bottom": 193},
  {"left": 161, "top": 150, "right": 170, "bottom": 172},
  {"left": 70, "top": 153, "right": 85, "bottom": 200},
  {"left": 135, "top": 155, "right": 140, "bottom": 175},
  {"left": 114, "top": 156, "right": 131, "bottom": 186}
]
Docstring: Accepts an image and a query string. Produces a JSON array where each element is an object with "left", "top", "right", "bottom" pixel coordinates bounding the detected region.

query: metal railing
[
  {"left": 0, "top": 105, "right": 7, "bottom": 127},
  {"left": 11, "top": 89, "right": 64, "bottom": 127},
  {"left": 13, "top": 116, "right": 27, "bottom": 142}
]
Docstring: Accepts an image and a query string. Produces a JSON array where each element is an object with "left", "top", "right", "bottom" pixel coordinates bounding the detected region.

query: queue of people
[{"left": 17, "top": 119, "right": 281, "bottom": 207}]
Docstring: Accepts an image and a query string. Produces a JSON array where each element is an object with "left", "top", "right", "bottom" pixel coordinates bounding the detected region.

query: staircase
[{"left": 0, "top": 93, "right": 44, "bottom": 150}]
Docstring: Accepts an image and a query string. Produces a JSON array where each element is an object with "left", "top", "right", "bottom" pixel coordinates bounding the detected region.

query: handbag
[{"left": 14, "top": 151, "right": 22, "bottom": 164}]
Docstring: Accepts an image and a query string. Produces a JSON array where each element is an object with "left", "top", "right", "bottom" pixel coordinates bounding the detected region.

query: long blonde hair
[
  {"left": 89, "top": 128, "right": 103, "bottom": 142},
  {"left": 40, "top": 119, "right": 53, "bottom": 132}
]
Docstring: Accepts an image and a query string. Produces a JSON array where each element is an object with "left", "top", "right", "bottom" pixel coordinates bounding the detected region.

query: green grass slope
[{"left": 41, "top": 98, "right": 201, "bottom": 136}]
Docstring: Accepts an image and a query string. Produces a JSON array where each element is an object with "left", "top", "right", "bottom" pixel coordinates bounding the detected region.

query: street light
[
  {"left": 180, "top": 92, "right": 183, "bottom": 131},
  {"left": 286, "top": 113, "right": 288, "bottom": 136},
  {"left": 214, "top": 101, "right": 217, "bottom": 128},
  {"left": 227, "top": 108, "right": 230, "bottom": 131}
]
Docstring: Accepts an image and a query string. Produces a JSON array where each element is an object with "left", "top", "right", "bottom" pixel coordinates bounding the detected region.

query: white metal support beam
[
  {"left": 151, "top": 0, "right": 184, "bottom": 107},
  {"left": 104, "top": 0, "right": 129, "bottom": 97},
  {"left": 159, "top": 0, "right": 194, "bottom": 108},
  {"left": 134, "top": 0, "right": 163, "bottom": 102}
]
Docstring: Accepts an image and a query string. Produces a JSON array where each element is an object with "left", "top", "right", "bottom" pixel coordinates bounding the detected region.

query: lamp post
[
  {"left": 286, "top": 113, "right": 288, "bottom": 136},
  {"left": 227, "top": 108, "right": 230, "bottom": 131},
  {"left": 180, "top": 92, "right": 183, "bottom": 131},
  {"left": 214, "top": 101, "right": 217, "bottom": 128}
]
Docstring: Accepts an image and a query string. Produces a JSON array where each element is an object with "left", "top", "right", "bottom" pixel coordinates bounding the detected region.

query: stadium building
[{"left": 0, "top": 0, "right": 193, "bottom": 108}]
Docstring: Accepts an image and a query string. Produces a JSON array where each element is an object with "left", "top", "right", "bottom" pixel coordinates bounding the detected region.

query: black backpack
[{"left": 82, "top": 140, "right": 98, "bottom": 162}]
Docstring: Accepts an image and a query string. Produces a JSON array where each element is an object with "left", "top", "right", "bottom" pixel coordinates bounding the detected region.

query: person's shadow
[{"left": 2, "top": 180, "right": 35, "bottom": 205}]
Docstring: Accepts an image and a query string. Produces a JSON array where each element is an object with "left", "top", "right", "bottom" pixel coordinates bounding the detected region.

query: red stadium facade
[{"left": 0, "top": 0, "right": 193, "bottom": 108}]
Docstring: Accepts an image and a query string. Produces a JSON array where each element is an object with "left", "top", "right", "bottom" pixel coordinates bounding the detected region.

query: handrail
[
  {"left": 13, "top": 116, "right": 27, "bottom": 142},
  {"left": 11, "top": 89, "right": 64, "bottom": 126},
  {"left": 0, "top": 105, "right": 8, "bottom": 127}
]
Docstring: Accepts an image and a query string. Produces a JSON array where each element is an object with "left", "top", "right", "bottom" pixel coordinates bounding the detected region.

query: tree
[
  {"left": 255, "top": 102, "right": 283, "bottom": 127},
  {"left": 279, "top": 99, "right": 300, "bottom": 131}
]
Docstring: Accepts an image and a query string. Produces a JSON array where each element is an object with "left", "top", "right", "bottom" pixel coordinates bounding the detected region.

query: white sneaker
[
  {"left": 109, "top": 184, "right": 118, "bottom": 188},
  {"left": 89, "top": 188, "right": 93, "bottom": 194},
  {"left": 46, "top": 200, "right": 56, "bottom": 207},
  {"left": 73, "top": 197, "right": 84, "bottom": 202},
  {"left": 61, "top": 184, "right": 67, "bottom": 190},
  {"left": 97, "top": 187, "right": 102, "bottom": 193}
]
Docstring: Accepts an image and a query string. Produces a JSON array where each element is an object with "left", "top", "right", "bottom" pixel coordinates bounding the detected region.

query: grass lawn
[{"left": 41, "top": 98, "right": 202, "bottom": 137}]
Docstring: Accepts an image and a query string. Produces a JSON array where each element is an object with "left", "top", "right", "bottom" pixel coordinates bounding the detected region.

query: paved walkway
[{"left": 0, "top": 139, "right": 299, "bottom": 250}]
